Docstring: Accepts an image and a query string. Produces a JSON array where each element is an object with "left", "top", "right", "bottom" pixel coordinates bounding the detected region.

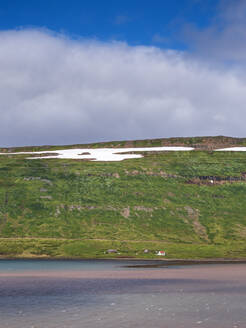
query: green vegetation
[{"left": 0, "top": 136, "right": 246, "bottom": 259}]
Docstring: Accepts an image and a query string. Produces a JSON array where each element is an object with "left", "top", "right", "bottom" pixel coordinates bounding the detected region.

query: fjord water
[{"left": 0, "top": 260, "right": 246, "bottom": 328}]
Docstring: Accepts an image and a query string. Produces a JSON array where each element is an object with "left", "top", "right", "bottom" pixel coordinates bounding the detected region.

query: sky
[{"left": 0, "top": 0, "right": 246, "bottom": 147}]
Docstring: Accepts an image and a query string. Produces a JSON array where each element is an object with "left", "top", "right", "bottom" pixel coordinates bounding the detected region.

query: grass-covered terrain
[{"left": 1, "top": 136, "right": 246, "bottom": 259}]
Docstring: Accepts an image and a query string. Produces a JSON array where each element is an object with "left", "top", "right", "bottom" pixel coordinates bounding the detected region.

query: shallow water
[
  {"left": 0, "top": 260, "right": 246, "bottom": 328},
  {"left": 0, "top": 259, "right": 149, "bottom": 272}
]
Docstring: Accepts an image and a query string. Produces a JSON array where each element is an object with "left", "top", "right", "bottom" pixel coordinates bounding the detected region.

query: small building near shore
[{"left": 157, "top": 250, "right": 166, "bottom": 256}]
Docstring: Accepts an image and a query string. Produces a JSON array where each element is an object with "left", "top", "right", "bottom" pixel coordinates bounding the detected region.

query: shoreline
[
  {"left": 1, "top": 261, "right": 246, "bottom": 280},
  {"left": 1, "top": 256, "right": 246, "bottom": 266}
]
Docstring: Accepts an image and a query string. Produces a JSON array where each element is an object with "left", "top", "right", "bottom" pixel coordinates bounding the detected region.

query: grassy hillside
[{"left": 0, "top": 136, "right": 246, "bottom": 259}]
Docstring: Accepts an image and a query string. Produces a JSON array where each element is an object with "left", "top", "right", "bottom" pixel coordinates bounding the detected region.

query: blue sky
[
  {"left": 0, "top": 0, "right": 246, "bottom": 146},
  {"left": 0, "top": 0, "right": 218, "bottom": 49}
]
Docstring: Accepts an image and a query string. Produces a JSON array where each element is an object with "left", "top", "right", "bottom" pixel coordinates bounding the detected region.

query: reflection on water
[{"left": 0, "top": 260, "right": 246, "bottom": 328}]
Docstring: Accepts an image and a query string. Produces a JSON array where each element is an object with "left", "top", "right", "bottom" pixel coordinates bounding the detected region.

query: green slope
[{"left": 0, "top": 136, "right": 246, "bottom": 259}]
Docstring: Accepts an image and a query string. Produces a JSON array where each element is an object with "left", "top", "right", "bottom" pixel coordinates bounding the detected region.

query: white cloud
[
  {"left": 0, "top": 29, "right": 246, "bottom": 147},
  {"left": 183, "top": 0, "right": 246, "bottom": 63},
  {"left": 152, "top": 34, "right": 169, "bottom": 44},
  {"left": 114, "top": 15, "right": 131, "bottom": 25}
]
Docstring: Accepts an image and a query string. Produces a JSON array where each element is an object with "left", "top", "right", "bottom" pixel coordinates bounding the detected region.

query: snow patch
[
  {"left": 216, "top": 147, "right": 246, "bottom": 152},
  {"left": 0, "top": 146, "right": 194, "bottom": 161}
]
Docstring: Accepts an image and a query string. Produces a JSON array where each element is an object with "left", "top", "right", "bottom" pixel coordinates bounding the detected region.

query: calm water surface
[
  {"left": 0, "top": 259, "right": 139, "bottom": 272},
  {"left": 0, "top": 260, "right": 245, "bottom": 328}
]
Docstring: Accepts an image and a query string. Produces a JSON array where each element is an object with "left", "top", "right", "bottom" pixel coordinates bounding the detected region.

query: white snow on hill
[
  {"left": 0, "top": 146, "right": 194, "bottom": 161},
  {"left": 216, "top": 147, "right": 246, "bottom": 151}
]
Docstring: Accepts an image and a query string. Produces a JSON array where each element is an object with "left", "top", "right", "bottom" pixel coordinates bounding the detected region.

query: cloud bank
[
  {"left": 0, "top": 29, "right": 246, "bottom": 147},
  {"left": 184, "top": 0, "right": 246, "bottom": 64}
]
